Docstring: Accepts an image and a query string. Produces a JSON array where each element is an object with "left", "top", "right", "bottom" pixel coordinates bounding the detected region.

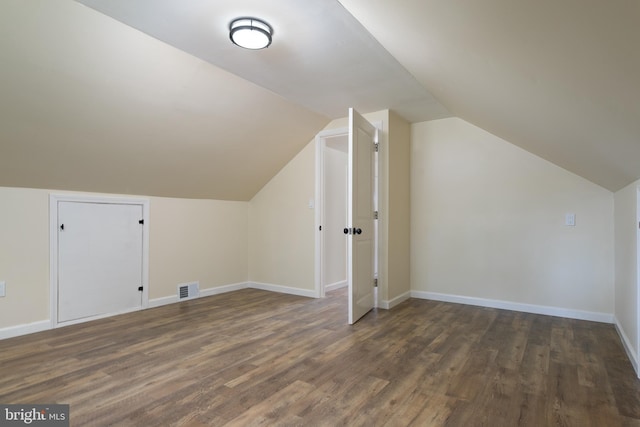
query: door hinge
[
  {"left": 374, "top": 143, "right": 379, "bottom": 152},
  {"left": 138, "top": 286, "right": 143, "bottom": 291},
  {"left": 139, "top": 219, "right": 144, "bottom": 225},
  {"left": 374, "top": 278, "right": 378, "bottom": 287},
  {"left": 373, "top": 211, "right": 378, "bottom": 220}
]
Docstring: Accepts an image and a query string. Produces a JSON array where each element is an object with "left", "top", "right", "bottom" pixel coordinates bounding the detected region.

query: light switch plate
[
  {"left": 0, "top": 281, "right": 5, "bottom": 297},
  {"left": 565, "top": 213, "right": 576, "bottom": 226}
]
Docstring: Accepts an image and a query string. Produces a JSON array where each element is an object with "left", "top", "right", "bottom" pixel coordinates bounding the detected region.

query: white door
[
  {"left": 347, "top": 108, "right": 377, "bottom": 324},
  {"left": 58, "top": 201, "right": 144, "bottom": 323}
]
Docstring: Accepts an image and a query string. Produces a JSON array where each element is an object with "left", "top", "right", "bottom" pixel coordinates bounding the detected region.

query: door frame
[
  {"left": 49, "top": 193, "right": 150, "bottom": 328},
  {"left": 637, "top": 185, "right": 640, "bottom": 378},
  {"left": 315, "top": 127, "right": 349, "bottom": 298},
  {"left": 314, "top": 123, "right": 380, "bottom": 302}
]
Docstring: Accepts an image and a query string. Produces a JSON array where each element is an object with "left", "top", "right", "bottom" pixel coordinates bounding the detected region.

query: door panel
[
  {"left": 348, "top": 108, "right": 376, "bottom": 324},
  {"left": 58, "top": 201, "right": 143, "bottom": 323}
]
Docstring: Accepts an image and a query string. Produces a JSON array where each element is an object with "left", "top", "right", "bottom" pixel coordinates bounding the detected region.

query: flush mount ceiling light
[{"left": 229, "top": 17, "right": 273, "bottom": 50}]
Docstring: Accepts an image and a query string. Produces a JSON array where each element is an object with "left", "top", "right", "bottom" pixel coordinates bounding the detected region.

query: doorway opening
[
  {"left": 316, "top": 130, "right": 349, "bottom": 298},
  {"left": 314, "top": 117, "right": 379, "bottom": 322}
]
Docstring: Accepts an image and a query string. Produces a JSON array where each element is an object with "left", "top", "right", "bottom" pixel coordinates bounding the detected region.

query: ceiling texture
[{"left": 0, "top": 0, "right": 638, "bottom": 200}]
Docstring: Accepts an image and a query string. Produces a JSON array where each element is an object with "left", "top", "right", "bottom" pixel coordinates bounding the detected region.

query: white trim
[
  {"left": 149, "top": 282, "right": 249, "bottom": 308},
  {"left": 636, "top": 185, "right": 640, "bottom": 378},
  {"left": 49, "top": 193, "right": 150, "bottom": 328},
  {"left": 248, "top": 282, "right": 318, "bottom": 298},
  {"left": 616, "top": 317, "right": 640, "bottom": 377},
  {"left": 411, "top": 291, "right": 615, "bottom": 324},
  {"left": 0, "top": 320, "right": 50, "bottom": 340},
  {"left": 55, "top": 306, "right": 142, "bottom": 328},
  {"left": 2, "top": 281, "right": 318, "bottom": 341},
  {"left": 148, "top": 295, "right": 178, "bottom": 309},
  {"left": 314, "top": 132, "right": 324, "bottom": 298},
  {"left": 201, "top": 282, "right": 248, "bottom": 297},
  {"left": 379, "top": 291, "right": 411, "bottom": 310},
  {"left": 325, "top": 280, "right": 347, "bottom": 292}
]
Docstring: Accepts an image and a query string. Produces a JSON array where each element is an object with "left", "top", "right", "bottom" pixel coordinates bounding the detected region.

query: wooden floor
[{"left": 1, "top": 288, "right": 639, "bottom": 426}]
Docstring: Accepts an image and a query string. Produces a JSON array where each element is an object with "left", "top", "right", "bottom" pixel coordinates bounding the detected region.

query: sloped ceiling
[
  {"left": 0, "top": 0, "right": 448, "bottom": 201},
  {"left": 1, "top": 0, "right": 638, "bottom": 200},
  {"left": 0, "top": 1, "right": 329, "bottom": 201},
  {"left": 339, "top": 0, "right": 640, "bottom": 192}
]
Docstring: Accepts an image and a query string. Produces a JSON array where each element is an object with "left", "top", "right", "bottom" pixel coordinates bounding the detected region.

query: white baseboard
[
  {"left": 2, "top": 281, "right": 319, "bottom": 341},
  {"left": 148, "top": 294, "right": 178, "bottom": 309},
  {"left": 248, "top": 282, "right": 318, "bottom": 298},
  {"left": 615, "top": 318, "right": 639, "bottom": 378},
  {"left": 201, "top": 282, "right": 248, "bottom": 297},
  {"left": 411, "top": 291, "right": 615, "bottom": 324},
  {"left": 0, "top": 320, "right": 51, "bottom": 340},
  {"left": 325, "top": 280, "right": 347, "bottom": 292},
  {"left": 149, "top": 282, "right": 249, "bottom": 308},
  {"left": 56, "top": 306, "right": 143, "bottom": 328},
  {"left": 379, "top": 291, "right": 411, "bottom": 310}
]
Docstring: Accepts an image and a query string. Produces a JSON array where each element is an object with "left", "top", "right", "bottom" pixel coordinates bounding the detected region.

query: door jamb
[
  {"left": 637, "top": 186, "right": 640, "bottom": 378},
  {"left": 49, "top": 193, "right": 150, "bottom": 328}
]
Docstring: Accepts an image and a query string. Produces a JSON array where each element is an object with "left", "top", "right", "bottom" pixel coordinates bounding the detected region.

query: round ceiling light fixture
[{"left": 229, "top": 17, "right": 273, "bottom": 50}]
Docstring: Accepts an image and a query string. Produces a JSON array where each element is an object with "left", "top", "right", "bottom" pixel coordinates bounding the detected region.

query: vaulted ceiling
[
  {"left": 0, "top": 0, "right": 638, "bottom": 200},
  {"left": 339, "top": 0, "right": 640, "bottom": 192}
]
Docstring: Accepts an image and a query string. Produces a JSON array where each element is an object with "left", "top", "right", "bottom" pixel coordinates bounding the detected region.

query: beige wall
[
  {"left": 0, "top": 187, "right": 50, "bottom": 328},
  {"left": 248, "top": 142, "right": 317, "bottom": 291},
  {"left": 248, "top": 110, "right": 390, "bottom": 299},
  {"left": 149, "top": 197, "right": 248, "bottom": 299},
  {"left": 0, "top": 186, "right": 249, "bottom": 331},
  {"left": 614, "top": 180, "right": 638, "bottom": 365},
  {"left": 411, "top": 118, "right": 614, "bottom": 315},
  {"left": 386, "top": 111, "right": 411, "bottom": 303}
]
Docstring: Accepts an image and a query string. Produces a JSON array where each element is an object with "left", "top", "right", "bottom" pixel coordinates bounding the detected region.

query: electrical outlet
[{"left": 0, "top": 281, "right": 5, "bottom": 297}]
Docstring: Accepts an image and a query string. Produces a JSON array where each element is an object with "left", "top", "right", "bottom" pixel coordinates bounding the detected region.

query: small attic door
[{"left": 50, "top": 194, "right": 149, "bottom": 326}]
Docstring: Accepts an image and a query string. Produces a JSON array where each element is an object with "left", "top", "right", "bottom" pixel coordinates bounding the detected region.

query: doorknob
[
  {"left": 344, "top": 228, "right": 350, "bottom": 234},
  {"left": 355, "top": 228, "right": 362, "bottom": 234}
]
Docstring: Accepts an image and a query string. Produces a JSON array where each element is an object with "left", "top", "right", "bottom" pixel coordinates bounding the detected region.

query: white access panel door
[
  {"left": 347, "top": 108, "right": 376, "bottom": 324},
  {"left": 58, "top": 201, "right": 143, "bottom": 323}
]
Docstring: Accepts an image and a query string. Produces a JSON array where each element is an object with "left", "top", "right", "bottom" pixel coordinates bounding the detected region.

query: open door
[{"left": 347, "top": 108, "right": 377, "bottom": 324}]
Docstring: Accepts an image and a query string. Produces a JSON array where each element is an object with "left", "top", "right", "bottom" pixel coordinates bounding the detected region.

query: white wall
[
  {"left": 411, "top": 118, "right": 615, "bottom": 319},
  {"left": 0, "top": 186, "right": 249, "bottom": 333},
  {"left": 614, "top": 180, "right": 639, "bottom": 372}
]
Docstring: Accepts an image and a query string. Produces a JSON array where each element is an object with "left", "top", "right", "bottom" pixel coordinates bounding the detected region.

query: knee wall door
[{"left": 57, "top": 201, "right": 144, "bottom": 323}]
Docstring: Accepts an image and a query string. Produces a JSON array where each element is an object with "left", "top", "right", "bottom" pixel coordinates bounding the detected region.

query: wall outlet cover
[{"left": 565, "top": 213, "right": 576, "bottom": 226}]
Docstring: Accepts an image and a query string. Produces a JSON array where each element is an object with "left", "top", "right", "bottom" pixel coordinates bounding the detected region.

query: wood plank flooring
[{"left": 1, "top": 288, "right": 639, "bottom": 426}]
